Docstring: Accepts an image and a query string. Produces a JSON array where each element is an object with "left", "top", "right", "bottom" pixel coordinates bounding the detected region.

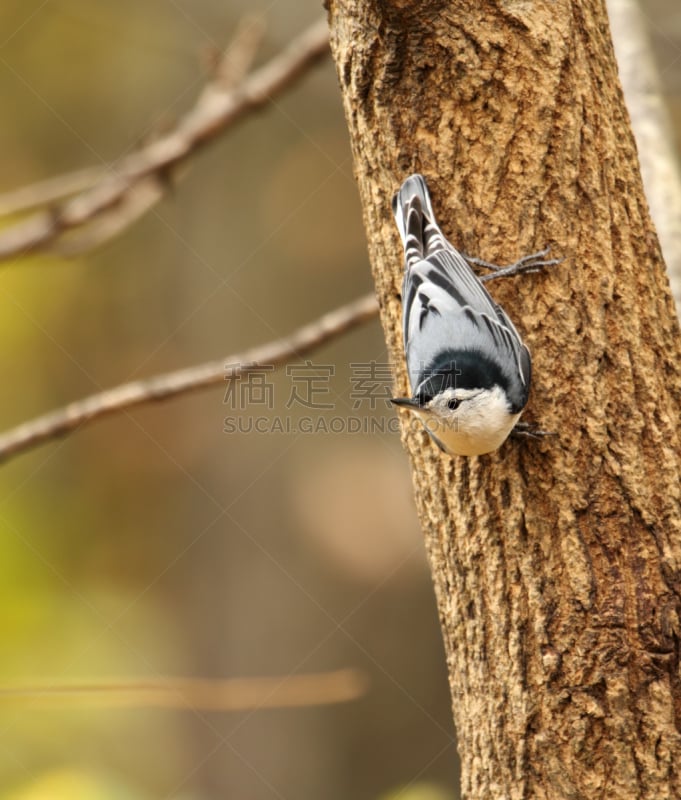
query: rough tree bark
[{"left": 327, "top": 1, "right": 681, "bottom": 798}]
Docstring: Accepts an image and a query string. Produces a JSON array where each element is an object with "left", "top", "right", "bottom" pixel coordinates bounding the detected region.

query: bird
[{"left": 390, "top": 173, "right": 533, "bottom": 456}]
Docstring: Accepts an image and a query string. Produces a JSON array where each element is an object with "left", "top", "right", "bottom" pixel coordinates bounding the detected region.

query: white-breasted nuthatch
[{"left": 390, "top": 173, "right": 540, "bottom": 457}]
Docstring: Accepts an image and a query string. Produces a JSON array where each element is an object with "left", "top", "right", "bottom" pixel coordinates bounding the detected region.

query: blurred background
[{"left": 0, "top": 2, "right": 678, "bottom": 799}]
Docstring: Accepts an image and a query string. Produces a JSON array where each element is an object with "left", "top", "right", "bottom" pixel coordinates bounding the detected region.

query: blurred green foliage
[
  {"left": 379, "top": 784, "right": 455, "bottom": 800},
  {"left": 2, "top": 768, "right": 156, "bottom": 800}
]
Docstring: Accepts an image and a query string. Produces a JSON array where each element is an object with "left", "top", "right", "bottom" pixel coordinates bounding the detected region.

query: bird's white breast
[
  {"left": 421, "top": 386, "right": 521, "bottom": 456},
  {"left": 432, "top": 413, "right": 521, "bottom": 456}
]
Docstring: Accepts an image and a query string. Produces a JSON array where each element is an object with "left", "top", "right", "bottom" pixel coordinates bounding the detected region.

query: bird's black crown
[{"left": 416, "top": 349, "right": 511, "bottom": 405}]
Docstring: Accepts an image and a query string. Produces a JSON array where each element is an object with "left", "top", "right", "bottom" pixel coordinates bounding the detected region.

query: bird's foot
[
  {"left": 465, "top": 247, "right": 563, "bottom": 283},
  {"left": 511, "top": 421, "right": 558, "bottom": 440}
]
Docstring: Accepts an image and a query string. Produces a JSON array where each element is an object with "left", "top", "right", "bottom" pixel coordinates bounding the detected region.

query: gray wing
[{"left": 403, "top": 246, "right": 531, "bottom": 400}]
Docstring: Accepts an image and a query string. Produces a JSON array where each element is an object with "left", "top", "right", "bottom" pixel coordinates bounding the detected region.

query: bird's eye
[{"left": 447, "top": 398, "right": 460, "bottom": 410}]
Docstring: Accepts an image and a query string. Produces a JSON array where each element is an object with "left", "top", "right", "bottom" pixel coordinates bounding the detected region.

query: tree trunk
[{"left": 326, "top": 1, "right": 681, "bottom": 798}]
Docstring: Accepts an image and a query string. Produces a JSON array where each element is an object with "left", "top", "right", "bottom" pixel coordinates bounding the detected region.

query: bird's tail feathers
[{"left": 392, "top": 174, "right": 447, "bottom": 266}]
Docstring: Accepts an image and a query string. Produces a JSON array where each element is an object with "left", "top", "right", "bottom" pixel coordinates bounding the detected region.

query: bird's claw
[
  {"left": 511, "top": 421, "right": 557, "bottom": 440},
  {"left": 465, "top": 247, "right": 564, "bottom": 283}
]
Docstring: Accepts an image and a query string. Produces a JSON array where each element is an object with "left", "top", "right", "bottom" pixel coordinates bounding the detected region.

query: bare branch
[
  {"left": 0, "top": 17, "right": 330, "bottom": 261},
  {"left": 0, "top": 165, "right": 105, "bottom": 217},
  {"left": 0, "top": 293, "right": 379, "bottom": 464},
  {"left": 0, "top": 668, "right": 368, "bottom": 711},
  {"left": 210, "top": 13, "right": 266, "bottom": 86}
]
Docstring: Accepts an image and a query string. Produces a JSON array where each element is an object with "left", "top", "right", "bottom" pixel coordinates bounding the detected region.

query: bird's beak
[{"left": 390, "top": 396, "right": 421, "bottom": 410}]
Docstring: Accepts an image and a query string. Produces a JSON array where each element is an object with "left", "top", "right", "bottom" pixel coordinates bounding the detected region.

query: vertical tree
[{"left": 327, "top": 1, "right": 681, "bottom": 797}]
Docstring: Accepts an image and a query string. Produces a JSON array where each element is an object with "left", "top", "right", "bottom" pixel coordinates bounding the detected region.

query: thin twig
[
  {"left": 0, "top": 165, "right": 106, "bottom": 217},
  {"left": 0, "top": 293, "right": 379, "bottom": 464},
  {"left": 52, "top": 16, "right": 267, "bottom": 257},
  {"left": 0, "top": 17, "right": 330, "bottom": 261},
  {"left": 0, "top": 668, "right": 368, "bottom": 711},
  {"left": 0, "top": 17, "right": 265, "bottom": 223}
]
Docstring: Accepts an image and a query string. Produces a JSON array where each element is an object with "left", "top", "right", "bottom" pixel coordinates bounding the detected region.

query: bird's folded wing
[{"left": 403, "top": 248, "right": 530, "bottom": 392}]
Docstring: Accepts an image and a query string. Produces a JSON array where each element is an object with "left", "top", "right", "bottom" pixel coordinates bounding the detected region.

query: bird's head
[{"left": 390, "top": 385, "right": 520, "bottom": 456}]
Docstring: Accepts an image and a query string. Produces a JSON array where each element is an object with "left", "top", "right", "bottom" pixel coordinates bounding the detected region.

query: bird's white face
[{"left": 412, "top": 385, "right": 521, "bottom": 456}]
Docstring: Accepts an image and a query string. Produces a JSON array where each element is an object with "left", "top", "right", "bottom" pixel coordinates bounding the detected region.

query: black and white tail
[{"left": 391, "top": 174, "right": 449, "bottom": 268}]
